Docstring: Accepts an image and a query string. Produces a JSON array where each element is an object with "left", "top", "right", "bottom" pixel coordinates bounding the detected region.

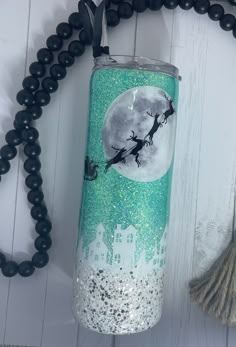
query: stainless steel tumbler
[{"left": 73, "top": 56, "right": 179, "bottom": 334}]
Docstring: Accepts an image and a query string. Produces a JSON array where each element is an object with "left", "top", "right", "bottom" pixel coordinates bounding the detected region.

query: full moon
[{"left": 102, "top": 86, "right": 176, "bottom": 182}]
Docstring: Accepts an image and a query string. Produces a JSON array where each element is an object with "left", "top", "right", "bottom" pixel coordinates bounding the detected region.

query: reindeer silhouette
[
  {"left": 126, "top": 131, "right": 149, "bottom": 167},
  {"left": 104, "top": 146, "right": 126, "bottom": 173},
  {"left": 144, "top": 112, "right": 163, "bottom": 145},
  {"left": 162, "top": 94, "right": 175, "bottom": 124}
]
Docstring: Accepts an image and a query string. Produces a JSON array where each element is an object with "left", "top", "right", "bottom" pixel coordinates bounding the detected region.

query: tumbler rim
[{"left": 94, "top": 55, "right": 179, "bottom": 80}]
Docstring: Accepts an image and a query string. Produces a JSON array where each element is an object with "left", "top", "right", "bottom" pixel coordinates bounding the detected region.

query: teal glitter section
[{"left": 79, "top": 68, "right": 178, "bottom": 262}]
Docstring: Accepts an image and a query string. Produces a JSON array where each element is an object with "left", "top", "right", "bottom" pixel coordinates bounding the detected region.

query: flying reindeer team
[{"left": 85, "top": 94, "right": 175, "bottom": 180}]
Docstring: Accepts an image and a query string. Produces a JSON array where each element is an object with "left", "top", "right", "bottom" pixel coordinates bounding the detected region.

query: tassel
[{"left": 189, "top": 183, "right": 236, "bottom": 326}]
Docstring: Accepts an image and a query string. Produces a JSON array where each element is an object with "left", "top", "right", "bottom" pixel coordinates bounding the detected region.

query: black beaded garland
[
  {"left": 37, "top": 48, "right": 54, "bottom": 64},
  {"left": 0, "top": 0, "right": 234, "bottom": 278},
  {"left": 106, "top": 9, "right": 120, "bottom": 26},
  {"left": 208, "top": 4, "right": 224, "bottom": 21},
  {"left": 42, "top": 77, "right": 59, "bottom": 93},
  {"left": 23, "top": 76, "right": 40, "bottom": 92},
  {"left": 194, "top": 0, "right": 210, "bottom": 14},
  {"left": 56, "top": 22, "right": 73, "bottom": 39},
  {"left": 18, "top": 261, "right": 35, "bottom": 277},
  {"left": 58, "top": 51, "right": 75, "bottom": 67},
  {"left": 220, "top": 13, "right": 236, "bottom": 31},
  {"left": 0, "top": 145, "right": 17, "bottom": 161},
  {"left": 68, "top": 12, "right": 83, "bottom": 29},
  {"left": 46, "top": 35, "right": 63, "bottom": 51},
  {"left": 25, "top": 174, "right": 43, "bottom": 190},
  {"left": 179, "top": 0, "right": 193, "bottom": 10},
  {"left": 68, "top": 40, "right": 85, "bottom": 57},
  {"left": 32, "top": 252, "right": 49, "bottom": 268},
  {"left": 118, "top": 2, "right": 134, "bottom": 18},
  {"left": 50, "top": 64, "right": 67, "bottom": 80}
]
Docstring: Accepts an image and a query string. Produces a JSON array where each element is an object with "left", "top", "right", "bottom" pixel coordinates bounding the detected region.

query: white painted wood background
[{"left": 0, "top": 0, "right": 236, "bottom": 346}]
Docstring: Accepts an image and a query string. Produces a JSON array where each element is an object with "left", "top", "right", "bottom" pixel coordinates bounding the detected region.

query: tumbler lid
[{"left": 94, "top": 55, "right": 179, "bottom": 80}]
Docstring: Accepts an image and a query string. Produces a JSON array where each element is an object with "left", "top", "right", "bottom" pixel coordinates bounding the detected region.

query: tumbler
[{"left": 73, "top": 56, "right": 179, "bottom": 334}]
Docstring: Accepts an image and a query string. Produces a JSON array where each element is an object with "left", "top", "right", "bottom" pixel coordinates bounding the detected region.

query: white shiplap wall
[{"left": 0, "top": 1, "right": 235, "bottom": 346}]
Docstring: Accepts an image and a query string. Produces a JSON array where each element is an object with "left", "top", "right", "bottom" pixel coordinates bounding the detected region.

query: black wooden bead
[
  {"left": 46, "top": 35, "right": 63, "bottom": 51},
  {"left": 68, "top": 40, "right": 85, "bottom": 57},
  {"left": 233, "top": 26, "right": 236, "bottom": 38},
  {"left": 35, "top": 220, "right": 52, "bottom": 236},
  {"left": 22, "top": 127, "right": 39, "bottom": 143},
  {"left": 28, "top": 189, "right": 44, "bottom": 205},
  {"left": 163, "top": 0, "right": 178, "bottom": 9},
  {"left": 208, "top": 4, "right": 224, "bottom": 21},
  {"left": 220, "top": 14, "right": 236, "bottom": 31},
  {"left": 23, "top": 76, "right": 40, "bottom": 92},
  {"left": 42, "top": 77, "right": 58, "bottom": 94},
  {"left": 118, "top": 2, "right": 134, "bottom": 18},
  {"left": 0, "top": 159, "right": 10, "bottom": 175},
  {"left": 106, "top": 10, "right": 120, "bottom": 26},
  {"left": 229, "top": 0, "right": 236, "bottom": 5},
  {"left": 24, "top": 143, "right": 41, "bottom": 159},
  {"left": 68, "top": 12, "right": 83, "bottom": 29},
  {"left": 27, "top": 105, "right": 42, "bottom": 120},
  {"left": 50, "top": 64, "right": 67, "bottom": 80},
  {"left": 132, "top": 0, "right": 147, "bottom": 12},
  {"left": 179, "top": 0, "right": 193, "bottom": 10},
  {"left": 29, "top": 62, "right": 45, "bottom": 78},
  {"left": 194, "top": 0, "right": 210, "bottom": 14},
  {"left": 14, "top": 110, "right": 33, "bottom": 129},
  {"left": 0, "top": 253, "right": 6, "bottom": 268},
  {"left": 0, "top": 145, "right": 17, "bottom": 160},
  {"left": 79, "top": 29, "right": 92, "bottom": 45},
  {"left": 25, "top": 174, "right": 43, "bottom": 190},
  {"left": 31, "top": 205, "right": 47, "bottom": 221},
  {"left": 35, "top": 90, "right": 51, "bottom": 106},
  {"left": 37, "top": 48, "right": 54, "bottom": 64},
  {"left": 56, "top": 22, "right": 72, "bottom": 39},
  {"left": 16, "top": 89, "right": 34, "bottom": 106},
  {"left": 24, "top": 158, "right": 41, "bottom": 174},
  {"left": 18, "top": 261, "right": 35, "bottom": 277},
  {"left": 147, "top": 0, "right": 163, "bottom": 10},
  {"left": 32, "top": 252, "right": 49, "bottom": 268},
  {"left": 35, "top": 236, "right": 52, "bottom": 252},
  {"left": 106, "top": 0, "right": 111, "bottom": 8},
  {"left": 5, "top": 130, "right": 22, "bottom": 146},
  {"left": 58, "top": 51, "right": 75, "bottom": 67},
  {"left": 2, "top": 261, "right": 18, "bottom": 277}
]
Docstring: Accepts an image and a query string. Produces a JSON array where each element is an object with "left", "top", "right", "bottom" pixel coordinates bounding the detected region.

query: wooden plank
[
  {"left": 76, "top": 12, "right": 138, "bottom": 347},
  {"left": 0, "top": 0, "right": 30, "bottom": 344}
]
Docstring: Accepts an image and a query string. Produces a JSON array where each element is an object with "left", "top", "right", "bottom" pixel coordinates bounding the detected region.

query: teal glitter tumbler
[{"left": 73, "top": 56, "right": 179, "bottom": 334}]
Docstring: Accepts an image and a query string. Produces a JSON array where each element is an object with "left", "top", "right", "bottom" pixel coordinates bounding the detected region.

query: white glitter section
[{"left": 73, "top": 261, "right": 164, "bottom": 334}]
